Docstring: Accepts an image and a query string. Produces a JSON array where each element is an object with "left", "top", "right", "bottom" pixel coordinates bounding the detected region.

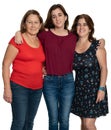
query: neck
[
  {"left": 78, "top": 37, "right": 89, "bottom": 44},
  {"left": 51, "top": 28, "right": 68, "bottom": 36},
  {"left": 25, "top": 32, "right": 37, "bottom": 39},
  {"left": 23, "top": 33, "right": 38, "bottom": 44}
]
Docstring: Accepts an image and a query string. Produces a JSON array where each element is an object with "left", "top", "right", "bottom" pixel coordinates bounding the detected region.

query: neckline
[
  {"left": 75, "top": 42, "right": 92, "bottom": 55},
  {"left": 22, "top": 34, "right": 40, "bottom": 49},
  {"left": 49, "top": 29, "right": 70, "bottom": 38}
]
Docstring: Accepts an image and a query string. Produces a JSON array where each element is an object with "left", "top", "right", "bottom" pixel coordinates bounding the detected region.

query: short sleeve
[
  {"left": 92, "top": 40, "right": 99, "bottom": 52},
  {"left": 9, "top": 36, "right": 20, "bottom": 49}
]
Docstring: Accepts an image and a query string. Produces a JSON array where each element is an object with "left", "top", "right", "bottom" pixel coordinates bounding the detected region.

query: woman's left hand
[{"left": 96, "top": 90, "right": 105, "bottom": 103}]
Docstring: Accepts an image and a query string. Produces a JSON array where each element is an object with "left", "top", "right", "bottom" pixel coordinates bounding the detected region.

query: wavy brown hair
[
  {"left": 44, "top": 4, "right": 69, "bottom": 30},
  {"left": 71, "top": 14, "right": 96, "bottom": 41}
]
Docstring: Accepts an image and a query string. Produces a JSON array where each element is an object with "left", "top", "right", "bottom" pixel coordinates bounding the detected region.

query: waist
[{"left": 47, "top": 72, "right": 72, "bottom": 77}]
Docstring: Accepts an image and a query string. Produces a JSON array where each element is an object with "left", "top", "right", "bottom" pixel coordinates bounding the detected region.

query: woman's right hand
[
  {"left": 3, "top": 87, "right": 12, "bottom": 103},
  {"left": 15, "top": 31, "right": 23, "bottom": 44},
  {"left": 42, "top": 66, "right": 47, "bottom": 76}
]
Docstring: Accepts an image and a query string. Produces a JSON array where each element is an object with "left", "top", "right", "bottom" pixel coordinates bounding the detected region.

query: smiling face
[
  {"left": 51, "top": 8, "right": 67, "bottom": 29},
  {"left": 76, "top": 18, "right": 91, "bottom": 38},
  {"left": 25, "top": 14, "right": 42, "bottom": 35}
]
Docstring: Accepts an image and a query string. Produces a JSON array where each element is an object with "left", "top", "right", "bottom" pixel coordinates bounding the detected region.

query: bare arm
[
  {"left": 2, "top": 44, "right": 18, "bottom": 103},
  {"left": 96, "top": 47, "right": 107, "bottom": 103},
  {"left": 15, "top": 28, "right": 48, "bottom": 44},
  {"left": 97, "top": 47, "right": 107, "bottom": 86}
]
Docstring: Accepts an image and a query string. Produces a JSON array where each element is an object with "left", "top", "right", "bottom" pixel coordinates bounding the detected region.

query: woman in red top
[{"left": 2, "top": 10, "right": 45, "bottom": 130}]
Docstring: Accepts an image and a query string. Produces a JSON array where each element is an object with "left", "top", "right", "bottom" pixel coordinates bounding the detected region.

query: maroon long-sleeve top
[{"left": 38, "top": 30, "right": 76, "bottom": 75}]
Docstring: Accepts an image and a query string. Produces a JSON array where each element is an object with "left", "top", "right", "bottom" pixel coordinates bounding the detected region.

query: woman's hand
[
  {"left": 96, "top": 90, "right": 105, "bottom": 103},
  {"left": 3, "top": 87, "right": 12, "bottom": 103},
  {"left": 15, "top": 31, "right": 23, "bottom": 44},
  {"left": 98, "top": 38, "right": 105, "bottom": 48},
  {"left": 42, "top": 66, "right": 47, "bottom": 76}
]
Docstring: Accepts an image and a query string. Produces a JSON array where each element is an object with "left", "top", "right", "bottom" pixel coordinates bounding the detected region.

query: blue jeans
[
  {"left": 43, "top": 73, "right": 75, "bottom": 130},
  {"left": 10, "top": 81, "right": 42, "bottom": 130}
]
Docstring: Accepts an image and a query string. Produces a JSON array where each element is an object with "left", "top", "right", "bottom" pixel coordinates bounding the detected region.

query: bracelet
[{"left": 99, "top": 86, "right": 106, "bottom": 92}]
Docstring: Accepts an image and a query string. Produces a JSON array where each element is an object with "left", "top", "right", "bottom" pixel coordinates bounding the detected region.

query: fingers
[
  {"left": 3, "top": 95, "right": 12, "bottom": 103},
  {"left": 96, "top": 90, "right": 105, "bottom": 103},
  {"left": 15, "top": 39, "right": 23, "bottom": 44},
  {"left": 96, "top": 97, "right": 102, "bottom": 103},
  {"left": 96, "top": 95, "right": 104, "bottom": 103}
]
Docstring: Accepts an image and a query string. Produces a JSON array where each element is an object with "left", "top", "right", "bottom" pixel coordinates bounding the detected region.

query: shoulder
[
  {"left": 38, "top": 30, "right": 50, "bottom": 40},
  {"left": 68, "top": 32, "right": 77, "bottom": 41},
  {"left": 9, "top": 36, "right": 21, "bottom": 49},
  {"left": 38, "top": 30, "right": 49, "bottom": 35},
  {"left": 9, "top": 36, "right": 17, "bottom": 46},
  {"left": 91, "top": 40, "right": 99, "bottom": 50}
]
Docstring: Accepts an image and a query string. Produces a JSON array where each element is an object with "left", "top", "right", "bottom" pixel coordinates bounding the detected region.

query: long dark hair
[{"left": 44, "top": 4, "right": 69, "bottom": 29}]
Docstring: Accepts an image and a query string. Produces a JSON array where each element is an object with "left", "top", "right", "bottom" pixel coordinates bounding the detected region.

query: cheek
[
  {"left": 37, "top": 24, "right": 42, "bottom": 30},
  {"left": 76, "top": 28, "right": 80, "bottom": 33}
]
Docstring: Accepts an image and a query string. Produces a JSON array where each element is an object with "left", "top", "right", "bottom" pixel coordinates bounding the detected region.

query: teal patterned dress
[{"left": 71, "top": 40, "right": 108, "bottom": 118}]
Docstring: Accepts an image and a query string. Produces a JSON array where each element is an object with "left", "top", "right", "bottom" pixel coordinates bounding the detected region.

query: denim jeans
[
  {"left": 10, "top": 81, "right": 42, "bottom": 130},
  {"left": 43, "top": 73, "right": 75, "bottom": 130}
]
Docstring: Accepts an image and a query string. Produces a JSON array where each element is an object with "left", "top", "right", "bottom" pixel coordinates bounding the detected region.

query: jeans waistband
[{"left": 47, "top": 72, "right": 72, "bottom": 77}]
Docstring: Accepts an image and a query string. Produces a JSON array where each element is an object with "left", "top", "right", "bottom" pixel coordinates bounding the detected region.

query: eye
[
  {"left": 77, "top": 23, "right": 81, "bottom": 26},
  {"left": 83, "top": 23, "right": 88, "bottom": 26},
  {"left": 34, "top": 21, "right": 39, "bottom": 24},
  {"left": 52, "top": 15, "right": 56, "bottom": 19},
  {"left": 26, "top": 20, "right": 33, "bottom": 24},
  {"left": 58, "top": 13, "right": 62, "bottom": 17}
]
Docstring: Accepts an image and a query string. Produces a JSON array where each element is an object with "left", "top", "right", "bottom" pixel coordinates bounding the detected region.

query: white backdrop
[{"left": 0, "top": 0, "right": 111, "bottom": 130}]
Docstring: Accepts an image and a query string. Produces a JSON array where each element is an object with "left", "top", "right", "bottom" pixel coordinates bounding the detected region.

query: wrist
[{"left": 99, "top": 86, "right": 106, "bottom": 92}]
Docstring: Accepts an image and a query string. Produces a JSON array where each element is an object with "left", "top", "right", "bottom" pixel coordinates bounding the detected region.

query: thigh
[
  {"left": 60, "top": 73, "right": 75, "bottom": 117},
  {"left": 10, "top": 81, "right": 28, "bottom": 122},
  {"left": 43, "top": 76, "right": 59, "bottom": 119},
  {"left": 28, "top": 89, "right": 42, "bottom": 121}
]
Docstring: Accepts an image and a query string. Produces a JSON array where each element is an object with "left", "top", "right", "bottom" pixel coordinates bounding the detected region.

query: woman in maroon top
[{"left": 38, "top": 4, "right": 77, "bottom": 130}]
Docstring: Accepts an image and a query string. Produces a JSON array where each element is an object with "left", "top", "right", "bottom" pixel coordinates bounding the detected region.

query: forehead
[
  {"left": 27, "top": 14, "right": 39, "bottom": 20},
  {"left": 51, "top": 8, "right": 63, "bottom": 15},
  {"left": 78, "top": 18, "right": 86, "bottom": 23}
]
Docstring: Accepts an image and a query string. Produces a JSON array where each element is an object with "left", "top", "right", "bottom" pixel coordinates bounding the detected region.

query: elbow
[{"left": 2, "top": 60, "right": 10, "bottom": 71}]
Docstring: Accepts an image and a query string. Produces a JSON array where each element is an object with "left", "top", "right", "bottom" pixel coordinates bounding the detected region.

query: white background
[{"left": 0, "top": 0, "right": 111, "bottom": 130}]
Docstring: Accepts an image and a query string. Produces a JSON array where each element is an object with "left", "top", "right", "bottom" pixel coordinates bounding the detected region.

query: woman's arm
[
  {"left": 96, "top": 47, "right": 107, "bottom": 103},
  {"left": 2, "top": 44, "right": 18, "bottom": 103},
  {"left": 15, "top": 28, "right": 47, "bottom": 44}
]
